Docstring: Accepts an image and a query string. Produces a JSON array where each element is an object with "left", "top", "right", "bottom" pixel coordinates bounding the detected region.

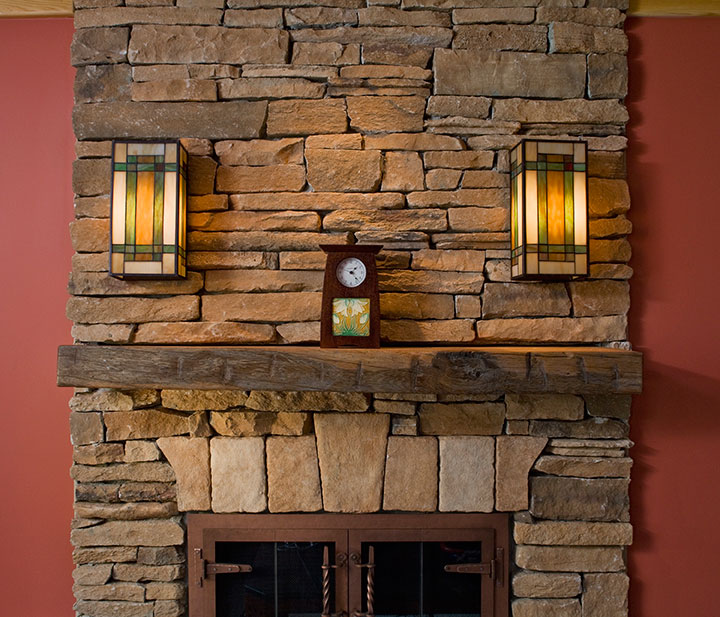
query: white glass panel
[
  {"left": 179, "top": 173, "right": 186, "bottom": 250},
  {"left": 128, "top": 142, "right": 164, "bottom": 156},
  {"left": 114, "top": 142, "right": 127, "bottom": 163},
  {"left": 111, "top": 171, "right": 127, "bottom": 244},
  {"left": 125, "top": 261, "right": 163, "bottom": 274},
  {"left": 512, "top": 263, "right": 519, "bottom": 278},
  {"left": 162, "top": 253, "right": 176, "bottom": 275},
  {"left": 526, "top": 141, "right": 537, "bottom": 161},
  {"left": 576, "top": 254, "right": 588, "bottom": 275},
  {"left": 510, "top": 144, "right": 519, "bottom": 165},
  {"left": 111, "top": 253, "right": 124, "bottom": 274},
  {"left": 165, "top": 142, "right": 177, "bottom": 164},
  {"left": 539, "top": 261, "right": 575, "bottom": 275},
  {"left": 525, "top": 170, "right": 538, "bottom": 244},
  {"left": 163, "top": 172, "right": 177, "bottom": 245},
  {"left": 526, "top": 253, "right": 538, "bottom": 275},
  {"left": 573, "top": 171, "right": 587, "bottom": 245},
  {"left": 538, "top": 141, "right": 573, "bottom": 155},
  {"left": 574, "top": 142, "right": 586, "bottom": 163}
]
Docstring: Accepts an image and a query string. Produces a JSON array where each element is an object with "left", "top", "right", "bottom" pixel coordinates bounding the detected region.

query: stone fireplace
[{"left": 63, "top": 1, "right": 637, "bottom": 617}]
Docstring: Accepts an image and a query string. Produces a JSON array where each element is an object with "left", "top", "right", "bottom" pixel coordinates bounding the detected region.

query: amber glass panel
[{"left": 546, "top": 169, "right": 565, "bottom": 251}]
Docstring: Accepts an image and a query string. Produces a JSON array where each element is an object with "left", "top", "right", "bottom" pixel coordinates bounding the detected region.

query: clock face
[{"left": 336, "top": 257, "right": 367, "bottom": 288}]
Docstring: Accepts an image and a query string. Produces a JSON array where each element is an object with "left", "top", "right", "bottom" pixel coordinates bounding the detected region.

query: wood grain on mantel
[
  {"left": 0, "top": 0, "right": 72, "bottom": 18},
  {"left": 57, "top": 345, "right": 642, "bottom": 394}
]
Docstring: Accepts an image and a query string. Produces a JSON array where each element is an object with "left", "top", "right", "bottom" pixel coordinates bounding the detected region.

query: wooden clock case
[{"left": 319, "top": 244, "right": 382, "bottom": 349}]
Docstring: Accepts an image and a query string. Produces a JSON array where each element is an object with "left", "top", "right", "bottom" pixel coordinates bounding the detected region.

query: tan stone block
[
  {"left": 75, "top": 64, "right": 132, "bottom": 104},
  {"left": 512, "top": 599, "right": 581, "bottom": 617},
  {"left": 74, "top": 502, "right": 178, "bottom": 520},
  {"left": 589, "top": 216, "right": 632, "bottom": 239},
  {"left": 588, "top": 151, "right": 626, "bottom": 179},
  {"left": 211, "top": 437, "right": 266, "bottom": 512},
  {"left": 71, "top": 390, "right": 135, "bottom": 412},
  {"left": 516, "top": 546, "right": 624, "bottom": 573},
  {"left": 73, "top": 547, "right": 138, "bottom": 565},
  {"left": 408, "top": 188, "right": 506, "bottom": 209},
  {"left": 124, "top": 441, "right": 159, "bottom": 463},
  {"left": 569, "top": 281, "right": 630, "bottom": 317},
  {"left": 154, "top": 600, "right": 185, "bottom": 617},
  {"left": 186, "top": 155, "right": 217, "bottom": 195},
  {"left": 289, "top": 25, "right": 452, "bottom": 48},
  {"left": 74, "top": 101, "right": 267, "bottom": 141},
  {"left": 67, "top": 296, "right": 199, "bottom": 324},
  {"left": 391, "top": 416, "right": 419, "bottom": 436},
  {"left": 347, "top": 95, "right": 425, "bottom": 133},
  {"left": 113, "top": 563, "right": 183, "bottom": 582},
  {"left": 362, "top": 43, "right": 432, "bottom": 67},
  {"left": 589, "top": 264, "right": 633, "bottom": 280},
  {"left": 383, "top": 437, "right": 438, "bottom": 511},
  {"left": 365, "top": 133, "right": 463, "bottom": 151},
  {"left": 188, "top": 194, "right": 228, "bottom": 212},
  {"left": 128, "top": 25, "right": 287, "bottom": 64},
  {"left": 438, "top": 436, "right": 494, "bottom": 512},
  {"left": 448, "top": 206, "right": 509, "bottom": 232},
  {"left": 379, "top": 270, "right": 483, "bottom": 293},
  {"left": 495, "top": 436, "right": 546, "bottom": 511},
  {"left": 324, "top": 208, "right": 445, "bottom": 232},
  {"left": 215, "top": 138, "right": 303, "bottom": 166},
  {"left": 187, "top": 251, "right": 272, "bottom": 269},
  {"left": 411, "top": 249, "right": 484, "bottom": 273},
  {"left": 381, "top": 152, "right": 424, "bottom": 192},
  {"left": 188, "top": 64, "right": 240, "bottom": 79},
  {"left": 160, "top": 390, "right": 246, "bottom": 412},
  {"left": 379, "top": 293, "right": 454, "bottom": 320},
  {"left": 286, "top": 7, "right": 357, "bottom": 27},
  {"left": 355, "top": 230, "right": 428, "bottom": 250},
  {"left": 70, "top": 412, "right": 104, "bottom": 445},
  {"left": 454, "top": 294, "right": 481, "bottom": 318},
  {"left": 340, "top": 65, "right": 431, "bottom": 80},
  {"left": 71, "top": 252, "right": 110, "bottom": 273},
  {"left": 589, "top": 239, "right": 631, "bottom": 264},
  {"left": 373, "top": 400, "right": 416, "bottom": 415},
  {"left": 133, "top": 64, "right": 190, "bottom": 82},
  {"left": 203, "top": 292, "right": 322, "bottom": 322},
  {"left": 583, "top": 573, "right": 629, "bottom": 617},
  {"left": 73, "top": 564, "right": 114, "bottom": 585},
  {"left": 355, "top": 6, "right": 447, "bottom": 26},
  {"left": 426, "top": 169, "right": 462, "bottom": 190},
  {"left": 589, "top": 179, "right": 630, "bottom": 218},
  {"left": 145, "top": 582, "right": 185, "bottom": 601},
  {"left": 216, "top": 164, "right": 305, "bottom": 193},
  {"left": 70, "top": 218, "right": 109, "bottom": 253},
  {"left": 68, "top": 272, "right": 203, "bottom": 296},
  {"left": 305, "top": 134, "right": 362, "bottom": 150},
  {"left": 210, "top": 411, "right": 311, "bottom": 436},
  {"left": 244, "top": 64, "right": 338, "bottom": 79},
  {"left": 453, "top": 8, "right": 535, "bottom": 24},
  {"left": 315, "top": 414, "right": 389, "bottom": 512},
  {"left": 131, "top": 79, "right": 216, "bottom": 102},
  {"left": 73, "top": 583, "right": 146, "bottom": 602},
  {"left": 71, "top": 520, "right": 184, "bottom": 547},
  {"left": 72, "top": 26, "right": 129, "bottom": 66},
  {"left": 75, "top": 195, "right": 110, "bottom": 218},
  {"left": 219, "top": 76, "right": 324, "bottom": 99},
  {"left": 134, "top": 322, "right": 275, "bottom": 344},
  {"left": 73, "top": 462, "right": 174, "bottom": 484},
  {"left": 424, "top": 151, "right": 494, "bottom": 169},
  {"left": 305, "top": 149, "right": 381, "bottom": 192},
  {"left": 550, "top": 22, "right": 627, "bottom": 54},
  {"left": 224, "top": 8, "right": 283, "bottom": 27},
  {"left": 462, "top": 170, "right": 509, "bottom": 189},
  {"left": 419, "top": 403, "right": 504, "bottom": 436},
  {"left": 292, "top": 42, "right": 360, "bottom": 65},
  {"left": 476, "top": 315, "right": 627, "bottom": 344},
  {"left": 426, "top": 95, "right": 491, "bottom": 118},
  {"left": 483, "top": 283, "right": 570, "bottom": 318},
  {"left": 267, "top": 436, "right": 322, "bottom": 512},
  {"left": 382, "top": 319, "right": 476, "bottom": 343},
  {"left": 75, "top": 443, "right": 125, "bottom": 465},
  {"left": 276, "top": 321, "right": 321, "bottom": 343},
  {"left": 156, "top": 437, "right": 210, "bottom": 511},
  {"left": 454, "top": 24, "right": 546, "bottom": 51},
  {"left": 137, "top": 546, "right": 183, "bottom": 565},
  {"left": 536, "top": 7, "right": 625, "bottom": 27},
  {"left": 535, "top": 456, "right": 632, "bottom": 478},
  {"left": 513, "top": 571, "right": 582, "bottom": 599},
  {"left": 530, "top": 418, "right": 628, "bottom": 440},
  {"left": 246, "top": 391, "right": 369, "bottom": 412},
  {"left": 434, "top": 50, "right": 585, "bottom": 98},
  {"left": 230, "top": 192, "right": 403, "bottom": 211},
  {"left": 73, "top": 601, "right": 154, "bottom": 617},
  {"left": 531, "top": 477, "right": 629, "bottom": 522},
  {"left": 583, "top": 395, "right": 631, "bottom": 420},
  {"left": 493, "top": 98, "right": 628, "bottom": 124},
  {"left": 205, "top": 270, "right": 323, "bottom": 293},
  {"left": 589, "top": 53, "right": 628, "bottom": 99},
  {"left": 506, "top": 394, "right": 585, "bottom": 421},
  {"left": 267, "top": 99, "right": 347, "bottom": 136}
]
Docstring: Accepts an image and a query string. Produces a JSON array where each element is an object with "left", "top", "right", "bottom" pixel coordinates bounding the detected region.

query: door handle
[
  {"left": 350, "top": 545, "right": 375, "bottom": 617},
  {"left": 321, "top": 545, "right": 347, "bottom": 617}
]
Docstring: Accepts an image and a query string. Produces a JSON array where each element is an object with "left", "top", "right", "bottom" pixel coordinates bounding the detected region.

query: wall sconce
[
  {"left": 510, "top": 140, "right": 588, "bottom": 280},
  {"left": 110, "top": 140, "right": 188, "bottom": 279}
]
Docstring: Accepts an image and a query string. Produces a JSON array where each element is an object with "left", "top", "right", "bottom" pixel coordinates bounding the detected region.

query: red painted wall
[
  {"left": 0, "top": 17, "right": 76, "bottom": 617},
  {"left": 0, "top": 14, "right": 718, "bottom": 617},
  {"left": 626, "top": 16, "right": 720, "bottom": 617}
]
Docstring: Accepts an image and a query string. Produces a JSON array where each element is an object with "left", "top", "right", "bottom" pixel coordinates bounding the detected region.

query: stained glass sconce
[
  {"left": 110, "top": 140, "right": 188, "bottom": 279},
  {"left": 510, "top": 140, "right": 588, "bottom": 280}
]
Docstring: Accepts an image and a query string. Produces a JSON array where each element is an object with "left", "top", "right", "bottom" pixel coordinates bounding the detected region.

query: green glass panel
[
  {"left": 154, "top": 171, "right": 164, "bottom": 245},
  {"left": 538, "top": 168, "right": 548, "bottom": 245},
  {"left": 564, "top": 169, "right": 574, "bottom": 247},
  {"left": 126, "top": 171, "right": 136, "bottom": 246},
  {"left": 114, "top": 163, "right": 127, "bottom": 171},
  {"left": 163, "top": 245, "right": 177, "bottom": 254}
]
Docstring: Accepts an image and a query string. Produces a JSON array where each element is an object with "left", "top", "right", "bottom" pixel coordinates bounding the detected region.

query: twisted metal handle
[
  {"left": 350, "top": 545, "right": 375, "bottom": 617},
  {"left": 321, "top": 545, "right": 347, "bottom": 617}
]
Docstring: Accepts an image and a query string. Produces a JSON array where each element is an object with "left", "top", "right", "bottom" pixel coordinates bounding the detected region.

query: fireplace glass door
[{"left": 188, "top": 514, "right": 508, "bottom": 617}]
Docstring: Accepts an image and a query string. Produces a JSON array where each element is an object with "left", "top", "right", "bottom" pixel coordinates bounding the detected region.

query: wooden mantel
[{"left": 57, "top": 345, "right": 642, "bottom": 395}]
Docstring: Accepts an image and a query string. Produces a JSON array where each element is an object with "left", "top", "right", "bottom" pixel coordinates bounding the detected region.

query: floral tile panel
[{"left": 332, "top": 298, "right": 370, "bottom": 337}]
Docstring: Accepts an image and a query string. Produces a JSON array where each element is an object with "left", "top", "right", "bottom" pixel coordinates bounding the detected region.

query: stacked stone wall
[
  {"left": 70, "top": 0, "right": 631, "bottom": 347},
  {"left": 70, "top": 388, "right": 632, "bottom": 617}
]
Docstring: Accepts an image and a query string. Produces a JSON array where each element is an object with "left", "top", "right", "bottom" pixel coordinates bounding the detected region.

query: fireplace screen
[{"left": 188, "top": 514, "right": 509, "bottom": 617}]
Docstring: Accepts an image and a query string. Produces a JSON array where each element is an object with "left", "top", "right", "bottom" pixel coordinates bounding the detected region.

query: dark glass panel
[
  {"left": 423, "top": 542, "right": 483, "bottom": 617},
  {"left": 362, "top": 542, "right": 421, "bottom": 617}
]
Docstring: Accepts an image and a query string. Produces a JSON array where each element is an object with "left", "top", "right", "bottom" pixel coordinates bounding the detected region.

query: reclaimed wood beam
[
  {"left": 629, "top": 0, "right": 720, "bottom": 16},
  {"left": 57, "top": 345, "right": 642, "bottom": 394},
  {"left": 0, "top": 0, "right": 72, "bottom": 18}
]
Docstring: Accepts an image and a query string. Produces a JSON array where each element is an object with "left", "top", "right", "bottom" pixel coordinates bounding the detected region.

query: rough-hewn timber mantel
[{"left": 57, "top": 345, "right": 642, "bottom": 395}]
